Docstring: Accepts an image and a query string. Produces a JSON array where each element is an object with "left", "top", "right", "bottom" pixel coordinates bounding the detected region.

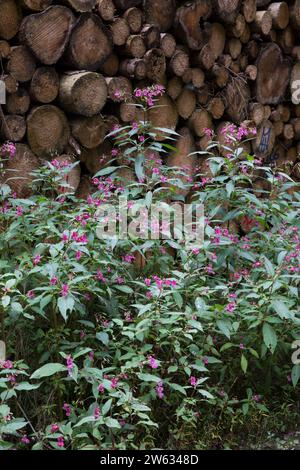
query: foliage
[{"left": 0, "top": 89, "right": 299, "bottom": 450}]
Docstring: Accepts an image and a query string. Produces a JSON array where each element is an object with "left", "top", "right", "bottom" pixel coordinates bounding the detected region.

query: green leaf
[
  {"left": 102, "top": 399, "right": 113, "bottom": 416},
  {"left": 96, "top": 332, "right": 109, "bottom": 346},
  {"left": 291, "top": 365, "right": 300, "bottom": 387},
  {"left": 271, "top": 300, "right": 292, "bottom": 319},
  {"left": 168, "top": 383, "right": 187, "bottom": 395},
  {"left": 241, "top": 354, "right": 248, "bottom": 374},
  {"left": 31, "top": 363, "right": 67, "bottom": 380},
  {"left": 262, "top": 323, "right": 277, "bottom": 353},
  {"left": 57, "top": 295, "right": 74, "bottom": 321},
  {"left": 105, "top": 417, "right": 121, "bottom": 429},
  {"left": 138, "top": 373, "right": 161, "bottom": 383}
]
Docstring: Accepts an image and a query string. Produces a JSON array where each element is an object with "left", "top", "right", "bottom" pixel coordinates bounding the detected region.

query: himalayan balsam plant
[{"left": 0, "top": 87, "right": 299, "bottom": 450}]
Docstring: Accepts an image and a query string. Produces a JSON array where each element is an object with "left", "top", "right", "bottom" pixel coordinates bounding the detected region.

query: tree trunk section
[
  {"left": 27, "top": 105, "right": 70, "bottom": 158},
  {"left": 59, "top": 71, "right": 107, "bottom": 116}
]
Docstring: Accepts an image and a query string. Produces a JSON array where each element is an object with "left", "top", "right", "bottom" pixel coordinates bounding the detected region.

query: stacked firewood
[{"left": 0, "top": 0, "right": 300, "bottom": 197}]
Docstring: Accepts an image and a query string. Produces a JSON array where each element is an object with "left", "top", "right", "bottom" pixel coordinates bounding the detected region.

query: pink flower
[
  {"left": 148, "top": 355, "right": 158, "bottom": 369},
  {"left": 63, "top": 403, "right": 71, "bottom": 417},
  {"left": 110, "top": 377, "right": 119, "bottom": 389},
  {"left": 190, "top": 376, "right": 198, "bottom": 387},
  {"left": 75, "top": 250, "right": 82, "bottom": 261},
  {"left": 94, "top": 406, "right": 101, "bottom": 419},
  {"left": 33, "top": 254, "right": 41, "bottom": 265},
  {"left": 61, "top": 284, "right": 69, "bottom": 298},
  {"left": 253, "top": 394, "right": 260, "bottom": 402},
  {"left": 51, "top": 424, "right": 59, "bottom": 433},
  {"left": 57, "top": 436, "right": 65, "bottom": 448},
  {"left": 202, "top": 357, "right": 209, "bottom": 365},
  {"left": 226, "top": 302, "right": 236, "bottom": 313},
  {"left": 156, "top": 380, "right": 164, "bottom": 399},
  {"left": 1, "top": 142, "right": 16, "bottom": 158},
  {"left": 21, "top": 435, "right": 30, "bottom": 444},
  {"left": 239, "top": 343, "right": 245, "bottom": 350},
  {"left": 98, "top": 383, "right": 105, "bottom": 393},
  {"left": 50, "top": 276, "right": 58, "bottom": 286},
  {"left": 144, "top": 278, "right": 151, "bottom": 287},
  {"left": 111, "top": 148, "right": 118, "bottom": 156},
  {"left": 66, "top": 355, "right": 74, "bottom": 376},
  {"left": 27, "top": 290, "right": 35, "bottom": 299},
  {"left": 16, "top": 206, "right": 23, "bottom": 217},
  {"left": 116, "top": 276, "right": 124, "bottom": 284}
]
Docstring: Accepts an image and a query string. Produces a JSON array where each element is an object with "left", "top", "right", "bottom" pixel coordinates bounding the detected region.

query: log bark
[
  {"left": 144, "top": 48, "right": 166, "bottom": 81},
  {"left": 0, "top": 0, "right": 22, "bottom": 40},
  {"left": 6, "top": 88, "right": 30, "bottom": 115},
  {"left": 21, "top": 0, "right": 52, "bottom": 10},
  {"left": 252, "top": 11, "right": 272, "bottom": 35},
  {"left": 27, "top": 105, "right": 70, "bottom": 158},
  {"left": 175, "top": 0, "right": 211, "bottom": 50},
  {"left": 0, "top": 143, "right": 40, "bottom": 197},
  {"left": 19, "top": 6, "right": 75, "bottom": 65},
  {"left": 160, "top": 33, "right": 176, "bottom": 58},
  {"left": 98, "top": 0, "right": 115, "bottom": 21},
  {"left": 124, "top": 7, "right": 143, "bottom": 33},
  {"left": 2, "top": 74, "right": 18, "bottom": 94},
  {"left": 64, "top": 13, "right": 112, "bottom": 70},
  {"left": 144, "top": 0, "right": 176, "bottom": 32},
  {"left": 213, "top": 0, "right": 240, "bottom": 24},
  {"left": 188, "top": 108, "right": 212, "bottom": 137},
  {"left": 59, "top": 71, "right": 107, "bottom": 116},
  {"left": 110, "top": 18, "right": 130, "bottom": 46},
  {"left": 224, "top": 76, "right": 250, "bottom": 122},
  {"left": 0, "top": 115, "right": 26, "bottom": 142},
  {"left": 122, "top": 35, "right": 146, "bottom": 58},
  {"left": 62, "top": 0, "right": 96, "bottom": 12},
  {"left": 7, "top": 46, "right": 36, "bottom": 83},
  {"left": 256, "top": 43, "right": 291, "bottom": 105},
  {"left": 70, "top": 116, "right": 106, "bottom": 149},
  {"left": 0, "top": 40, "right": 10, "bottom": 58},
  {"left": 114, "top": 0, "right": 142, "bottom": 8},
  {"left": 176, "top": 89, "right": 196, "bottom": 119},
  {"left": 169, "top": 48, "right": 190, "bottom": 77},
  {"left": 30, "top": 67, "right": 59, "bottom": 103},
  {"left": 242, "top": 0, "right": 257, "bottom": 23},
  {"left": 119, "top": 59, "right": 147, "bottom": 79},
  {"left": 83, "top": 141, "right": 112, "bottom": 175},
  {"left": 105, "top": 76, "right": 132, "bottom": 101},
  {"left": 141, "top": 24, "right": 160, "bottom": 49},
  {"left": 166, "top": 127, "right": 197, "bottom": 197},
  {"left": 55, "top": 155, "right": 81, "bottom": 194},
  {"left": 148, "top": 94, "right": 178, "bottom": 141},
  {"left": 100, "top": 54, "right": 119, "bottom": 76},
  {"left": 268, "top": 2, "right": 289, "bottom": 29}
]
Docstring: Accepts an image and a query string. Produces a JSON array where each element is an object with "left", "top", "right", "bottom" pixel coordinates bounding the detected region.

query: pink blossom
[
  {"left": 16, "top": 206, "right": 23, "bottom": 217},
  {"left": 63, "top": 403, "right": 71, "bottom": 417},
  {"left": 111, "top": 148, "right": 118, "bottom": 156},
  {"left": 94, "top": 406, "right": 101, "bottom": 419},
  {"left": 50, "top": 276, "right": 58, "bottom": 286},
  {"left": 66, "top": 355, "right": 74, "bottom": 376},
  {"left": 57, "top": 436, "right": 65, "bottom": 448},
  {"left": 27, "top": 290, "right": 35, "bottom": 299},
  {"left": 156, "top": 380, "right": 164, "bottom": 399},
  {"left": 110, "top": 377, "right": 119, "bottom": 389},
  {"left": 75, "top": 250, "right": 82, "bottom": 261},
  {"left": 98, "top": 383, "right": 105, "bottom": 393},
  {"left": 21, "top": 435, "right": 30, "bottom": 444},
  {"left": 148, "top": 355, "right": 158, "bottom": 369},
  {"left": 51, "top": 424, "right": 59, "bottom": 433},
  {"left": 190, "top": 376, "right": 198, "bottom": 387},
  {"left": 61, "top": 284, "right": 69, "bottom": 298},
  {"left": 33, "top": 254, "right": 41, "bottom": 265}
]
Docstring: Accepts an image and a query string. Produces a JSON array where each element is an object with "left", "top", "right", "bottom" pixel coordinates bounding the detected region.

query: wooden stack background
[{"left": 1, "top": 0, "right": 300, "bottom": 197}]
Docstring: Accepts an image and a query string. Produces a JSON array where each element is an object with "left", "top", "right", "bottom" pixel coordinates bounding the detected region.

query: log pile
[{"left": 0, "top": 0, "right": 300, "bottom": 197}]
